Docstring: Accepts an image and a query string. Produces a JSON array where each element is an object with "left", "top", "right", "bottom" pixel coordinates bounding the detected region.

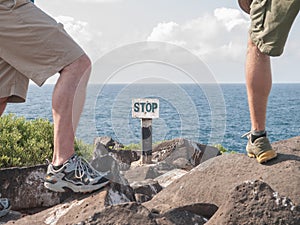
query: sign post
[{"left": 132, "top": 98, "right": 159, "bottom": 164}]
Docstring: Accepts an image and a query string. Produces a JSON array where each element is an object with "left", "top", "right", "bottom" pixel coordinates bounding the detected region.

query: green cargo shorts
[{"left": 250, "top": 0, "right": 300, "bottom": 56}]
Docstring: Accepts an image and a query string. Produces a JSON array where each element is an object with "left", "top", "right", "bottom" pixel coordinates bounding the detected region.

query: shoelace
[
  {"left": 74, "top": 156, "right": 100, "bottom": 179},
  {"left": 241, "top": 131, "right": 251, "bottom": 139}
]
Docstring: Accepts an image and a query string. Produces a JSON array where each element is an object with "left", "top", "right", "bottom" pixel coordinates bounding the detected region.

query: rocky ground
[{"left": 0, "top": 136, "right": 299, "bottom": 225}]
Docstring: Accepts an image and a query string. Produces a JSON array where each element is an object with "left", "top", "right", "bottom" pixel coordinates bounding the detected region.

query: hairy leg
[
  {"left": 51, "top": 54, "right": 91, "bottom": 166},
  {"left": 245, "top": 38, "right": 272, "bottom": 132}
]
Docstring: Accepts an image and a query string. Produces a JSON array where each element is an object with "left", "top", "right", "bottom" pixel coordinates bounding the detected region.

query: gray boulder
[
  {"left": 93, "top": 137, "right": 139, "bottom": 170},
  {"left": 207, "top": 180, "right": 300, "bottom": 225},
  {"left": 0, "top": 165, "right": 72, "bottom": 211},
  {"left": 152, "top": 138, "right": 220, "bottom": 170},
  {"left": 131, "top": 179, "right": 163, "bottom": 203},
  {"left": 5, "top": 183, "right": 136, "bottom": 225}
]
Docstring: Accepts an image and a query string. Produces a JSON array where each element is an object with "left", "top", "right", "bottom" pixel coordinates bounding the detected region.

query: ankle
[
  {"left": 52, "top": 153, "right": 75, "bottom": 167},
  {"left": 251, "top": 130, "right": 267, "bottom": 142}
]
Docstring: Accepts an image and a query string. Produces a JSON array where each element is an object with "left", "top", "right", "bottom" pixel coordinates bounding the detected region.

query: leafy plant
[
  {"left": 120, "top": 143, "right": 141, "bottom": 150},
  {"left": 75, "top": 139, "right": 94, "bottom": 162},
  {"left": 214, "top": 144, "right": 236, "bottom": 154},
  {"left": 0, "top": 114, "right": 92, "bottom": 168}
]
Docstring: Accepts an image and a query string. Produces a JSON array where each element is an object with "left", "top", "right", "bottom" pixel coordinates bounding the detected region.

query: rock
[
  {"left": 0, "top": 210, "right": 22, "bottom": 225},
  {"left": 0, "top": 165, "right": 73, "bottom": 211},
  {"left": 108, "top": 149, "right": 140, "bottom": 170},
  {"left": 92, "top": 142, "right": 131, "bottom": 172},
  {"left": 154, "top": 169, "right": 188, "bottom": 188},
  {"left": 77, "top": 202, "right": 156, "bottom": 225},
  {"left": 93, "top": 141, "right": 109, "bottom": 158},
  {"left": 172, "top": 158, "right": 191, "bottom": 170},
  {"left": 93, "top": 138, "right": 139, "bottom": 170},
  {"left": 144, "top": 136, "right": 300, "bottom": 218},
  {"left": 155, "top": 208, "right": 207, "bottom": 225},
  {"left": 6, "top": 182, "right": 136, "bottom": 225},
  {"left": 152, "top": 138, "right": 220, "bottom": 170},
  {"left": 3, "top": 136, "right": 300, "bottom": 225},
  {"left": 131, "top": 180, "right": 163, "bottom": 203},
  {"left": 154, "top": 161, "right": 176, "bottom": 172},
  {"left": 94, "top": 136, "right": 124, "bottom": 149},
  {"left": 207, "top": 180, "right": 300, "bottom": 225},
  {"left": 90, "top": 151, "right": 128, "bottom": 185},
  {"left": 124, "top": 164, "right": 162, "bottom": 183},
  {"left": 105, "top": 182, "right": 136, "bottom": 205},
  {"left": 152, "top": 203, "right": 217, "bottom": 225}
]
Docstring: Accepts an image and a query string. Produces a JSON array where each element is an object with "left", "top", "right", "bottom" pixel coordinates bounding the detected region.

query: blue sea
[{"left": 4, "top": 83, "right": 300, "bottom": 153}]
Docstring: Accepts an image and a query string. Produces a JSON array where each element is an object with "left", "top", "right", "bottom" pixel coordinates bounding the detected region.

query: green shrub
[
  {"left": 120, "top": 143, "right": 141, "bottom": 150},
  {"left": 0, "top": 114, "right": 93, "bottom": 168},
  {"left": 74, "top": 139, "right": 94, "bottom": 162},
  {"left": 214, "top": 144, "right": 236, "bottom": 154}
]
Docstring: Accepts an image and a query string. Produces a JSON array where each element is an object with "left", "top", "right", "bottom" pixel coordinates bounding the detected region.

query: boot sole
[
  {"left": 44, "top": 180, "right": 110, "bottom": 193},
  {"left": 0, "top": 207, "right": 10, "bottom": 218},
  {"left": 247, "top": 150, "right": 277, "bottom": 163}
]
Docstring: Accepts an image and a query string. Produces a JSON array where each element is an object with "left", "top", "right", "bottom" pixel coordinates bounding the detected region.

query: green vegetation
[
  {"left": 214, "top": 144, "right": 236, "bottom": 154},
  {"left": 120, "top": 143, "right": 141, "bottom": 150},
  {"left": 119, "top": 140, "right": 165, "bottom": 150},
  {"left": 0, "top": 114, "right": 93, "bottom": 168},
  {"left": 74, "top": 139, "right": 94, "bottom": 162}
]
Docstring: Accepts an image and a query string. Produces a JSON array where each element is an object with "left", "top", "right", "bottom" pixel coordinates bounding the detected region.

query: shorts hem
[
  {"left": 31, "top": 51, "right": 85, "bottom": 87},
  {"left": 250, "top": 32, "right": 283, "bottom": 57},
  {"left": 0, "top": 89, "right": 27, "bottom": 103}
]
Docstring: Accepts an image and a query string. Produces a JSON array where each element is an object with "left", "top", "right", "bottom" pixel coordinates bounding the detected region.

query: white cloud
[
  {"left": 147, "top": 8, "right": 250, "bottom": 63},
  {"left": 214, "top": 8, "right": 248, "bottom": 31},
  {"left": 55, "top": 16, "right": 103, "bottom": 61}
]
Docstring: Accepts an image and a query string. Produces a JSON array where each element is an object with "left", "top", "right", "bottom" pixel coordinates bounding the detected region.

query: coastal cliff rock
[
  {"left": 143, "top": 136, "right": 300, "bottom": 224},
  {"left": 0, "top": 165, "right": 69, "bottom": 211},
  {"left": 1, "top": 136, "right": 300, "bottom": 225}
]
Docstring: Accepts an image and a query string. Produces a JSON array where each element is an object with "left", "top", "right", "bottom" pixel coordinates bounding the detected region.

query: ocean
[{"left": 4, "top": 83, "right": 300, "bottom": 153}]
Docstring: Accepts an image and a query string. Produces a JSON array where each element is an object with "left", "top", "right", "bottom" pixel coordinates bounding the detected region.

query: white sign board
[{"left": 132, "top": 98, "right": 159, "bottom": 119}]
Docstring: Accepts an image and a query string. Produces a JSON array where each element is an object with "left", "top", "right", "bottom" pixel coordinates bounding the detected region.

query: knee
[
  {"left": 61, "top": 54, "right": 92, "bottom": 80},
  {"left": 247, "top": 39, "right": 269, "bottom": 60},
  {"left": 75, "top": 54, "right": 92, "bottom": 73}
]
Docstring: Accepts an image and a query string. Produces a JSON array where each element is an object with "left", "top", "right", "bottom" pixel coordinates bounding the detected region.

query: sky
[{"left": 36, "top": 0, "right": 300, "bottom": 84}]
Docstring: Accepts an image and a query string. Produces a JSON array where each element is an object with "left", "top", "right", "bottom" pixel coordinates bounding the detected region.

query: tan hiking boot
[{"left": 242, "top": 132, "right": 277, "bottom": 163}]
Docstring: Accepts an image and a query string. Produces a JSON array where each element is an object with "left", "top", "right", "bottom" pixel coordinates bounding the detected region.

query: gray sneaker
[
  {"left": 44, "top": 154, "right": 110, "bottom": 193},
  {"left": 242, "top": 132, "right": 277, "bottom": 163},
  {"left": 0, "top": 198, "right": 10, "bottom": 218}
]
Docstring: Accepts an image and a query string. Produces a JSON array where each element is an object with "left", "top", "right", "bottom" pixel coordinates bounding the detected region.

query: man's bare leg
[
  {"left": 245, "top": 38, "right": 272, "bottom": 132},
  {"left": 51, "top": 54, "right": 91, "bottom": 166},
  {"left": 245, "top": 38, "right": 277, "bottom": 163},
  {"left": 0, "top": 97, "right": 8, "bottom": 116}
]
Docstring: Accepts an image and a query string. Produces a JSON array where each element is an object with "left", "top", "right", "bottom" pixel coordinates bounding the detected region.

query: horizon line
[{"left": 38, "top": 82, "right": 300, "bottom": 85}]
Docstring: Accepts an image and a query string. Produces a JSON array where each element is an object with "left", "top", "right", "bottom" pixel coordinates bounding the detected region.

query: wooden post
[
  {"left": 141, "top": 118, "right": 152, "bottom": 164},
  {"left": 132, "top": 98, "right": 159, "bottom": 165}
]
